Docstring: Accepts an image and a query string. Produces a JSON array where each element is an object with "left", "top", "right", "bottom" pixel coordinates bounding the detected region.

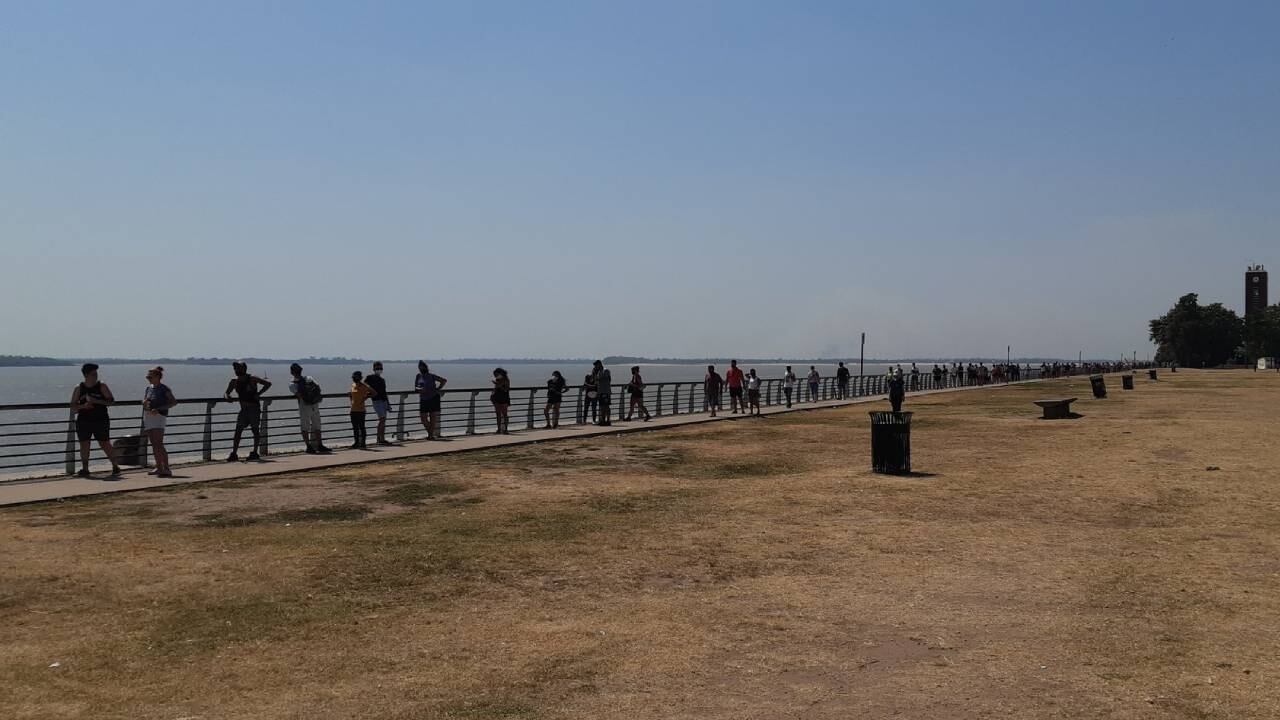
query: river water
[{"left": 0, "top": 361, "right": 906, "bottom": 406}]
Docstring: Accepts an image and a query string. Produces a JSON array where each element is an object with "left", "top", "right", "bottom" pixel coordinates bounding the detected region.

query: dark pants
[
  {"left": 582, "top": 397, "right": 598, "bottom": 423},
  {"left": 890, "top": 392, "right": 904, "bottom": 413},
  {"left": 783, "top": 388, "right": 792, "bottom": 407},
  {"left": 837, "top": 381, "right": 848, "bottom": 398},
  {"left": 597, "top": 398, "right": 611, "bottom": 425},
  {"left": 350, "top": 411, "right": 367, "bottom": 447}
]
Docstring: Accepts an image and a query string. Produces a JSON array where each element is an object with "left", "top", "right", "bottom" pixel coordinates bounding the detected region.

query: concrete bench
[{"left": 1034, "top": 398, "right": 1077, "bottom": 420}]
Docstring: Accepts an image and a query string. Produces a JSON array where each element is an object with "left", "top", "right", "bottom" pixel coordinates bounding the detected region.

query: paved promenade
[{"left": 0, "top": 381, "right": 1039, "bottom": 507}]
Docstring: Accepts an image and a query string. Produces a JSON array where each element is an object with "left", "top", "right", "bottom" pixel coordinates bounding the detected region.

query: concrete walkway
[{"left": 0, "top": 381, "right": 1039, "bottom": 507}]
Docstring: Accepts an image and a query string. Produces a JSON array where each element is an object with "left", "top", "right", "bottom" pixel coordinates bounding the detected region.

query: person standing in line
[
  {"left": 725, "top": 360, "right": 746, "bottom": 414},
  {"left": 807, "top": 366, "right": 820, "bottom": 402},
  {"left": 889, "top": 367, "right": 906, "bottom": 413},
  {"left": 783, "top": 365, "right": 796, "bottom": 408},
  {"left": 225, "top": 361, "right": 271, "bottom": 461},
  {"left": 593, "top": 360, "right": 612, "bottom": 426},
  {"left": 746, "top": 369, "right": 762, "bottom": 416},
  {"left": 704, "top": 364, "right": 724, "bottom": 417},
  {"left": 625, "top": 366, "right": 652, "bottom": 421},
  {"left": 348, "top": 371, "right": 375, "bottom": 449},
  {"left": 142, "top": 366, "right": 177, "bottom": 477},
  {"left": 491, "top": 367, "right": 512, "bottom": 434},
  {"left": 365, "top": 361, "right": 393, "bottom": 446},
  {"left": 836, "top": 362, "right": 850, "bottom": 399},
  {"left": 70, "top": 363, "right": 121, "bottom": 478},
  {"left": 544, "top": 371, "right": 567, "bottom": 429},
  {"left": 288, "top": 363, "right": 330, "bottom": 454},
  {"left": 581, "top": 371, "right": 598, "bottom": 424},
  {"left": 414, "top": 361, "right": 448, "bottom": 440},
  {"left": 910, "top": 363, "right": 920, "bottom": 391}
]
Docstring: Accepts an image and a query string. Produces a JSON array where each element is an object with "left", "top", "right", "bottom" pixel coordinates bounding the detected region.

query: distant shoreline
[{"left": 1, "top": 354, "right": 1085, "bottom": 369}]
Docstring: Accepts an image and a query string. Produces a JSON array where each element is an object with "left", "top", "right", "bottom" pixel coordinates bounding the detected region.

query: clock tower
[{"left": 1246, "top": 265, "right": 1268, "bottom": 319}]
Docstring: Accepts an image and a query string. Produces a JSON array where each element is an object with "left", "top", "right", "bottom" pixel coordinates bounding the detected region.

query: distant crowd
[{"left": 66, "top": 357, "right": 1150, "bottom": 479}]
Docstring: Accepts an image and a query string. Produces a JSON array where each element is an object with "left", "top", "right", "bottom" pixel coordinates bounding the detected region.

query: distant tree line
[{"left": 1149, "top": 293, "right": 1280, "bottom": 366}]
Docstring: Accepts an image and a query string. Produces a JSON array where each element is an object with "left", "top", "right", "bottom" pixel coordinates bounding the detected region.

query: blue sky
[{"left": 2, "top": 1, "right": 1277, "bottom": 361}]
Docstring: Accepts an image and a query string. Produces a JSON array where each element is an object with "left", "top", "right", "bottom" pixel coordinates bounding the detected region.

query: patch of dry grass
[{"left": 2, "top": 370, "right": 1280, "bottom": 719}]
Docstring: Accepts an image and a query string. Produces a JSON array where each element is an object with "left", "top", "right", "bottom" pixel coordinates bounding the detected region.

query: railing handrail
[{"left": 1, "top": 372, "right": 1037, "bottom": 412}]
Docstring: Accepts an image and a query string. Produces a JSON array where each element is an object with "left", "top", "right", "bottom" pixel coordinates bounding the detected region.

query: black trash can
[
  {"left": 869, "top": 411, "right": 912, "bottom": 474},
  {"left": 1148, "top": 369, "right": 1158, "bottom": 381},
  {"left": 1089, "top": 375, "right": 1107, "bottom": 399},
  {"left": 113, "top": 434, "right": 145, "bottom": 467},
  {"left": 1122, "top": 374, "right": 1134, "bottom": 390}
]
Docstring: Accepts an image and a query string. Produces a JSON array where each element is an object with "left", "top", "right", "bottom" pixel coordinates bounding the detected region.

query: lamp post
[{"left": 860, "top": 332, "right": 865, "bottom": 377}]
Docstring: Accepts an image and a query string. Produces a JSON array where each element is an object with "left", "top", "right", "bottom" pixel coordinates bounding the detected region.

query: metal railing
[{"left": 0, "top": 367, "right": 1068, "bottom": 481}]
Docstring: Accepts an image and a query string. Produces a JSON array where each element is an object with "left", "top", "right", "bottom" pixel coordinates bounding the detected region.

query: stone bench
[{"left": 1034, "top": 398, "right": 1077, "bottom": 420}]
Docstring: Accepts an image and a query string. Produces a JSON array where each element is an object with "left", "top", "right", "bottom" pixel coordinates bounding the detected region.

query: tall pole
[
  {"left": 860, "top": 333, "right": 865, "bottom": 377},
  {"left": 1007, "top": 345, "right": 1011, "bottom": 365}
]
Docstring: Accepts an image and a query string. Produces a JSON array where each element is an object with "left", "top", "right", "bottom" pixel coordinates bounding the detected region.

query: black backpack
[{"left": 301, "top": 377, "right": 323, "bottom": 405}]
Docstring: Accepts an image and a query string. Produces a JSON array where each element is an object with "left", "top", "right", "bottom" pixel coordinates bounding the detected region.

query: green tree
[
  {"left": 1148, "top": 293, "right": 1244, "bottom": 367},
  {"left": 1245, "top": 305, "right": 1280, "bottom": 360}
]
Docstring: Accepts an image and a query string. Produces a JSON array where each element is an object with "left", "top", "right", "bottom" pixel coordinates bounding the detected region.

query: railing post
[
  {"left": 65, "top": 409, "right": 77, "bottom": 475},
  {"left": 394, "top": 393, "right": 406, "bottom": 441},
  {"left": 526, "top": 389, "right": 537, "bottom": 430},
  {"left": 617, "top": 386, "right": 625, "bottom": 422},
  {"left": 466, "top": 391, "right": 479, "bottom": 435},
  {"left": 202, "top": 401, "right": 215, "bottom": 461},
  {"left": 139, "top": 410, "right": 150, "bottom": 469},
  {"left": 656, "top": 384, "right": 664, "bottom": 416},
  {"left": 575, "top": 387, "right": 585, "bottom": 425},
  {"left": 261, "top": 399, "right": 272, "bottom": 455}
]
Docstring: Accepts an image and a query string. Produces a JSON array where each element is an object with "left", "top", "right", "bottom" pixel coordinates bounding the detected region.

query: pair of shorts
[
  {"left": 546, "top": 394, "right": 562, "bottom": 406},
  {"left": 419, "top": 395, "right": 441, "bottom": 414},
  {"left": 748, "top": 389, "right": 760, "bottom": 401},
  {"left": 729, "top": 387, "right": 744, "bottom": 398},
  {"left": 706, "top": 393, "right": 721, "bottom": 408},
  {"left": 372, "top": 399, "right": 391, "bottom": 418},
  {"left": 236, "top": 403, "right": 260, "bottom": 431},
  {"left": 298, "top": 403, "right": 322, "bottom": 433},
  {"left": 143, "top": 413, "right": 168, "bottom": 432},
  {"left": 76, "top": 416, "right": 109, "bottom": 442},
  {"left": 491, "top": 392, "right": 511, "bottom": 406}
]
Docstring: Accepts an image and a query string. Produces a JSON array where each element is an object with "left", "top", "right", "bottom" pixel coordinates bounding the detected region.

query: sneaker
[
  {"left": 305, "top": 447, "right": 318, "bottom": 455},
  {"left": 246, "top": 451, "right": 261, "bottom": 462},
  {"left": 157, "top": 470, "right": 173, "bottom": 478},
  {"left": 376, "top": 440, "right": 393, "bottom": 446},
  {"left": 110, "top": 465, "right": 121, "bottom": 476},
  {"left": 316, "top": 445, "right": 333, "bottom": 454},
  {"left": 226, "top": 452, "right": 239, "bottom": 463},
  {"left": 76, "top": 468, "right": 92, "bottom": 478}
]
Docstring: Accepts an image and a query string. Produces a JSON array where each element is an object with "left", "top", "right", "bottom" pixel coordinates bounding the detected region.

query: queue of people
[{"left": 71, "top": 356, "right": 1119, "bottom": 477}]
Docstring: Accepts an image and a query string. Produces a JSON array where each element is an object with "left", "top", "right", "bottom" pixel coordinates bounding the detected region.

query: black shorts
[
  {"left": 419, "top": 395, "right": 441, "bottom": 413},
  {"left": 491, "top": 392, "right": 511, "bottom": 406},
  {"left": 236, "top": 404, "right": 260, "bottom": 431},
  {"left": 546, "top": 394, "right": 563, "bottom": 406},
  {"left": 729, "top": 387, "right": 744, "bottom": 398},
  {"left": 76, "top": 416, "right": 109, "bottom": 443}
]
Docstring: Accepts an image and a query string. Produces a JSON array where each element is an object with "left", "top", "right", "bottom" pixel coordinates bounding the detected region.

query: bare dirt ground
[{"left": 3, "top": 370, "right": 1279, "bottom": 719}]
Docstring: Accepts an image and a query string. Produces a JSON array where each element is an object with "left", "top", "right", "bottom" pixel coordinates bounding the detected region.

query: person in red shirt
[{"left": 725, "top": 359, "right": 746, "bottom": 414}]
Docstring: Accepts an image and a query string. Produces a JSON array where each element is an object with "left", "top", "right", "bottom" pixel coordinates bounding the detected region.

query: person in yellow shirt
[{"left": 349, "top": 371, "right": 376, "bottom": 450}]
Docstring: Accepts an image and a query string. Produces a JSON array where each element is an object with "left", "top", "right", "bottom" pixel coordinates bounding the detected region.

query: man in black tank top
[
  {"left": 224, "top": 361, "right": 272, "bottom": 462},
  {"left": 70, "top": 363, "right": 121, "bottom": 478}
]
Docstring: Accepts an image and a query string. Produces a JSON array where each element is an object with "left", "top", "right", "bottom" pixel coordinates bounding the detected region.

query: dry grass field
[{"left": 3, "top": 370, "right": 1279, "bottom": 719}]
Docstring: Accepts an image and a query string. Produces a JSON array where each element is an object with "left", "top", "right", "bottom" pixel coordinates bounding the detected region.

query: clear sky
[{"left": 2, "top": 1, "right": 1277, "bottom": 361}]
